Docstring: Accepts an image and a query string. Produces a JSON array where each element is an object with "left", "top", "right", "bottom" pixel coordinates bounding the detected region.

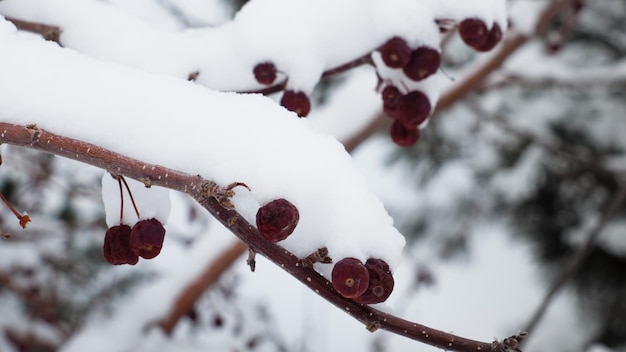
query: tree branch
[
  {"left": 159, "top": 239, "right": 248, "bottom": 335},
  {"left": 0, "top": 122, "right": 520, "bottom": 352},
  {"left": 521, "top": 185, "right": 626, "bottom": 342},
  {"left": 4, "top": 17, "right": 62, "bottom": 44}
]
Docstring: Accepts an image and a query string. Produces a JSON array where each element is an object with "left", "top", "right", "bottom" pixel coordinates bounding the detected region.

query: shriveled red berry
[
  {"left": 103, "top": 224, "right": 138, "bottom": 265},
  {"left": 475, "top": 23, "right": 503, "bottom": 52},
  {"left": 397, "top": 90, "right": 431, "bottom": 127},
  {"left": 354, "top": 258, "right": 395, "bottom": 304},
  {"left": 130, "top": 218, "right": 166, "bottom": 259},
  {"left": 458, "top": 18, "right": 489, "bottom": 49},
  {"left": 379, "top": 37, "right": 412, "bottom": 69},
  {"left": 390, "top": 119, "right": 420, "bottom": 147},
  {"left": 256, "top": 198, "right": 299, "bottom": 242},
  {"left": 382, "top": 85, "right": 403, "bottom": 118},
  {"left": 332, "top": 258, "right": 370, "bottom": 298},
  {"left": 253, "top": 62, "right": 277, "bottom": 85},
  {"left": 280, "top": 90, "right": 311, "bottom": 117},
  {"left": 402, "top": 47, "right": 441, "bottom": 81}
]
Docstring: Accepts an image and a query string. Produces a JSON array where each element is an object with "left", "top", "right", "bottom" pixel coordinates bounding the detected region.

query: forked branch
[{"left": 0, "top": 122, "right": 522, "bottom": 352}]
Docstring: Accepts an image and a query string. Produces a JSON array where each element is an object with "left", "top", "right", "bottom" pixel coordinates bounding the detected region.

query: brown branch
[
  {"left": 0, "top": 122, "right": 519, "bottom": 352},
  {"left": 159, "top": 240, "right": 248, "bottom": 334},
  {"left": 4, "top": 17, "right": 62, "bottom": 44},
  {"left": 521, "top": 185, "right": 626, "bottom": 341}
]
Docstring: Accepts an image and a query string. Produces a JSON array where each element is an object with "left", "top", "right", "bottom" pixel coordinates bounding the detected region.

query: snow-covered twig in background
[
  {"left": 0, "top": 122, "right": 523, "bottom": 352},
  {"left": 4, "top": 16, "right": 60, "bottom": 43},
  {"left": 521, "top": 185, "right": 626, "bottom": 345}
]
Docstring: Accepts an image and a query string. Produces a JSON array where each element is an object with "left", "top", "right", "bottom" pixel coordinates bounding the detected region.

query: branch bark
[{"left": 0, "top": 122, "right": 520, "bottom": 352}]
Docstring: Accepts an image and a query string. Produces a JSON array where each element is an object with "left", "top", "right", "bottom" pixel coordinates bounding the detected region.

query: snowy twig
[
  {"left": 240, "top": 53, "right": 374, "bottom": 95},
  {"left": 5, "top": 17, "right": 61, "bottom": 44},
  {"left": 466, "top": 101, "right": 616, "bottom": 180},
  {"left": 0, "top": 122, "right": 518, "bottom": 352},
  {"left": 521, "top": 185, "right": 626, "bottom": 343},
  {"left": 159, "top": 239, "right": 248, "bottom": 335}
]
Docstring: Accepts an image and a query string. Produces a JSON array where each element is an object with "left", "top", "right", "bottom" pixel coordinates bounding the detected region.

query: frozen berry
[
  {"left": 379, "top": 37, "right": 412, "bottom": 69},
  {"left": 332, "top": 258, "right": 370, "bottom": 298},
  {"left": 130, "top": 218, "right": 166, "bottom": 259},
  {"left": 280, "top": 90, "right": 311, "bottom": 117},
  {"left": 253, "top": 62, "right": 278, "bottom": 85},
  {"left": 256, "top": 198, "right": 299, "bottom": 242},
  {"left": 459, "top": 18, "right": 489, "bottom": 48},
  {"left": 382, "top": 85, "right": 403, "bottom": 118},
  {"left": 103, "top": 224, "right": 138, "bottom": 265},
  {"left": 402, "top": 47, "right": 441, "bottom": 81},
  {"left": 397, "top": 90, "right": 431, "bottom": 128},
  {"left": 354, "top": 258, "right": 395, "bottom": 304},
  {"left": 475, "top": 23, "right": 502, "bottom": 52},
  {"left": 390, "top": 119, "right": 420, "bottom": 147}
]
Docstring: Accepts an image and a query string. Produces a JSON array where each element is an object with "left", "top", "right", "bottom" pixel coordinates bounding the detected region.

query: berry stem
[
  {"left": 0, "top": 189, "right": 30, "bottom": 229},
  {"left": 116, "top": 175, "right": 124, "bottom": 223},
  {"left": 119, "top": 175, "right": 141, "bottom": 219}
]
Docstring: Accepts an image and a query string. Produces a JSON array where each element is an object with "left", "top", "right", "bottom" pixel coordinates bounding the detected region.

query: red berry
[
  {"left": 332, "top": 258, "right": 370, "bottom": 298},
  {"left": 130, "top": 218, "right": 166, "bottom": 259},
  {"left": 475, "top": 23, "right": 502, "bottom": 52},
  {"left": 280, "top": 90, "right": 311, "bottom": 117},
  {"left": 458, "top": 18, "right": 489, "bottom": 49},
  {"left": 397, "top": 91, "right": 431, "bottom": 127},
  {"left": 256, "top": 198, "right": 299, "bottom": 242},
  {"left": 379, "top": 37, "right": 412, "bottom": 69},
  {"left": 103, "top": 224, "right": 138, "bottom": 265},
  {"left": 354, "top": 258, "right": 395, "bottom": 304},
  {"left": 390, "top": 119, "right": 420, "bottom": 147},
  {"left": 253, "top": 62, "right": 277, "bottom": 85},
  {"left": 402, "top": 47, "right": 441, "bottom": 81},
  {"left": 382, "top": 85, "right": 403, "bottom": 118}
]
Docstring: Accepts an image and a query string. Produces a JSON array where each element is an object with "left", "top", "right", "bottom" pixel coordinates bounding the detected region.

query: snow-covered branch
[{"left": 0, "top": 122, "right": 523, "bottom": 352}]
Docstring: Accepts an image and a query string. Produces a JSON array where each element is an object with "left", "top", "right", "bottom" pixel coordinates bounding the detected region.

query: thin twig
[
  {"left": 0, "top": 122, "right": 517, "bottom": 352},
  {"left": 159, "top": 240, "right": 248, "bottom": 335},
  {"left": 4, "top": 17, "right": 62, "bottom": 44},
  {"left": 522, "top": 185, "right": 626, "bottom": 340}
]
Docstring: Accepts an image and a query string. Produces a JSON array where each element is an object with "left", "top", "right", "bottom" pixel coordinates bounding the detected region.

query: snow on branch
[{"left": 0, "top": 122, "right": 524, "bottom": 352}]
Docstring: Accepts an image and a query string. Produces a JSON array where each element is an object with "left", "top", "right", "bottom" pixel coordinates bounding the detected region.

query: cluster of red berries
[
  {"left": 253, "top": 62, "right": 311, "bottom": 118},
  {"left": 376, "top": 36, "right": 439, "bottom": 147},
  {"left": 331, "top": 257, "right": 394, "bottom": 304},
  {"left": 102, "top": 176, "right": 166, "bottom": 266},
  {"left": 458, "top": 18, "right": 503, "bottom": 52},
  {"left": 103, "top": 218, "right": 166, "bottom": 265}
]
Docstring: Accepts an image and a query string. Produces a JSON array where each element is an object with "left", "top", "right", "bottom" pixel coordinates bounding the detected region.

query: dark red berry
[
  {"left": 390, "top": 119, "right": 420, "bottom": 147},
  {"left": 382, "top": 85, "right": 403, "bottom": 118},
  {"left": 103, "top": 224, "right": 138, "bottom": 265},
  {"left": 379, "top": 37, "right": 412, "bottom": 69},
  {"left": 402, "top": 47, "right": 441, "bottom": 81},
  {"left": 280, "top": 90, "right": 311, "bottom": 117},
  {"left": 332, "top": 258, "right": 370, "bottom": 298},
  {"left": 475, "top": 23, "right": 502, "bottom": 52},
  {"left": 397, "top": 91, "right": 431, "bottom": 127},
  {"left": 130, "top": 218, "right": 166, "bottom": 259},
  {"left": 459, "top": 18, "right": 489, "bottom": 49},
  {"left": 256, "top": 198, "right": 299, "bottom": 242},
  {"left": 354, "top": 258, "right": 395, "bottom": 304},
  {"left": 253, "top": 62, "right": 277, "bottom": 85}
]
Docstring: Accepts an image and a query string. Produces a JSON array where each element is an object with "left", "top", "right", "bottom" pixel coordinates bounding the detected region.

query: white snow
[{"left": 0, "top": 13, "right": 406, "bottom": 273}]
